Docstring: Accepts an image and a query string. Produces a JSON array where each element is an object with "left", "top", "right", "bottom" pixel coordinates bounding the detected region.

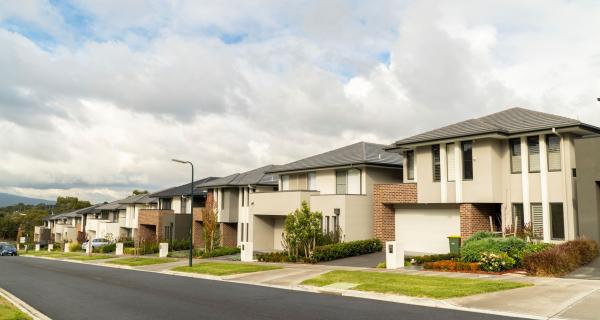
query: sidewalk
[{"left": 22, "top": 254, "right": 600, "bottom": 320}]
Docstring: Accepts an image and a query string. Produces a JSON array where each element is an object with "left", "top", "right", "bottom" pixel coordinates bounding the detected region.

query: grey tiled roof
[
  {"left": 392, "top": 107, "right": 600, "bottom": 146},
  {"left": 149, "top": 177, "right": 218, "bottom": 198},
  {"left": 196, "top": 165, "right": 278, "bottom": 188},
  {"left": 47, "top": 204, "right": 103, "bottom": 220},
  {"left": 266, "top": 142, "right": 403, "bottom": 174},
  {"left": 118, "top": 194, "right": 157, "bottom": 205},
  {"left": 96, "top": 200, "right": 127, "bottom": 211}
]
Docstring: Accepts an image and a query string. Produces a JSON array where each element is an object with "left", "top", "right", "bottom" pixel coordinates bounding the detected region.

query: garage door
[{"left": 395, "top": 205, "right": 460, "bottom": 254}]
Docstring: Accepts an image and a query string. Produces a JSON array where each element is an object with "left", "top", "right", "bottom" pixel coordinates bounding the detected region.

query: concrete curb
[{"left": 0, "top": 288, "right": 51, "bottom": 320}]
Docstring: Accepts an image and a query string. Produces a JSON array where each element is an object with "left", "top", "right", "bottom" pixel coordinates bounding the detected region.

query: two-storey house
[
  {"left": 375, "top": 107, "right": 600, "bottom": 254},
  {"left": 250, "top": 142, "right": 403, "bottom": 252},
  {"left": 195, "top": 165, "right": 278, "bottom": 248}
]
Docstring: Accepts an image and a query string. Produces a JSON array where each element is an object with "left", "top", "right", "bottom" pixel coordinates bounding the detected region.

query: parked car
[
  {"left": 81, "top": 238, "right": 110, "bottom": 249},
  {"left": 0, "top": 244, "right": 18, "bottom": 256}
]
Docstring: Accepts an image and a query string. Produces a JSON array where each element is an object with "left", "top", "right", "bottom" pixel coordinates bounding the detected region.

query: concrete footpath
[{"left": 20, "top": 254, "right": 600, "bottom": 320}]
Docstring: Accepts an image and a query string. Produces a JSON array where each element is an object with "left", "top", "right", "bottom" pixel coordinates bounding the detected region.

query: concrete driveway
[
  {"left": 565, "top": 257, "right": 600, "bottom": 280},
  {"left": 318, "top": 251, "right": 385, "bottom": 268}
]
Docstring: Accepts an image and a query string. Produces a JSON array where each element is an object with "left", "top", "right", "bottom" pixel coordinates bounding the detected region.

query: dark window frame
[
  {"left": 527, "top": 136, "right": 540, "bottom": 173},
  {"left": 509, "top": 138, "right": 522, "bottom": 174},
  {"left": 546, "top": 135, "right": 562, "bottom": 172},
  {"left": 550, "top": 202, "right": 565, "bottom": 240},
  {"left": 462, "top": 141, "right": 473, "bottom": 180},
  {"left": 432, "top": 145, "right": 441, "bottom": 182},
  {"left": 406, "top": 150, "right": 415, "bottom": 180}
]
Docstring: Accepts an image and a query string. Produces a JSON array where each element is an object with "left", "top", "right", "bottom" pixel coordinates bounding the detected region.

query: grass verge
[
  {"left": 67, "top": 254, "right": 115, "bottom": 261},
  {"left": 0, "top": 293, "right": 31, "bottom": 320},
  {"left": 107, "top": 257, "right": 178, "bottom": 266},
  {"left": 301, "top": 270, "right": 531, "bottom": 299},
  {"left": 172, "top": 262, "right": 281, "bottom": 276}
]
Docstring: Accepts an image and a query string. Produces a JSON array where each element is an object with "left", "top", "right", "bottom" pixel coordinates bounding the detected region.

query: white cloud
[{"left": 1, "top": 1, "right": 600, "bottom": 203}]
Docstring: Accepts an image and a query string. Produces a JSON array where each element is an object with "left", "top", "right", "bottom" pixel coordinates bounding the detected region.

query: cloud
[{"left": 1, "top": 0, "right": 600, "bottom": 202}]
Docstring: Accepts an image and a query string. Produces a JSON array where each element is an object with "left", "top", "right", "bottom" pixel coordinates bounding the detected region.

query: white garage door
[{"left": 395, "top": 206, "right": 460, "bottom": 254}]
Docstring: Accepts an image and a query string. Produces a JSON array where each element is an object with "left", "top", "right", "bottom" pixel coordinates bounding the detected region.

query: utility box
[
  {"left": 35, "top": 244, "right": 40, "bottom": 251},
  {"left": 240, "top": 242, "right": 254, "bottom": 262},
  {"left": 85, "top": 241, "right": 93, "bottom": 255},
  {"left": 116, "top": 243, "right": 124, "bottom": 256},
  {"left": 64, "top": 243, "right": 70, "bottom": 253},
  {"left": 159, "top": 243, "right": 169, "bottom": 258},
  {"left": 48, "top": 244, "right": 54, "bottom": 252},
  {"left": 385, "top": 241, "right": 404, "bottom": 269}
]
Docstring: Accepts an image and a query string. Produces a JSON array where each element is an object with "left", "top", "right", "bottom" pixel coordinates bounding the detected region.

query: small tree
[
  {"left": 202, "top": 197, "right": 220, "bottom": 252},
  {"left": 282, "top": 201, "right": 322, "bottom": 259}
]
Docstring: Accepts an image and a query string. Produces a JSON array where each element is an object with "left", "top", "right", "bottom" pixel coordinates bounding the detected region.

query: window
[
  {"left": 325, "top": 216, "right": 330, "bottom": 233},
  {"left": 406, "top": 150, "right": 415, "bottom": 180},
  {"left": 550, "top": 203, "right": 565, "bottom": 240},
  {"left": 241, "top": 188, "right": 245, "bottom": 207},
  {"left": 246, "top": 223, "right": 249, "bottom": 242},
  {"left": 333, "top": 215, "right": 338, "bottom": 232},
  {"left": 446, "top": 144, "right": 455, "bottom": 181},
  {"left": 530, "top": 203, "right": 543, "bottom": 238},
  {"left": 528, "top": 136, "right": 540, "bottom": 173},
  {"left": 220, "top": 190, "right": 225, "bottom": 210},
  {"left": 347, "top": 168, "right": 361, "bottom": 194},
  {"left": 281, "top": 175, "right": 290, "bottom": 191},
  {"left": 160, "top": 198, "right": 172, "bottom": 210},
  {"left": 308, "top": 172, "right": 316, "bottom": 190},
  {"left": 240, "top": 223, "right": 244, "bottom": 243},
  {"left": 509, "top": 138, "right": 522, "bottom": 173},
  {"left": 336, "top": 170, "right": 347, "bottom": 194},
  {"left": 432, "top": 145, "right": 441, "bottom": 182},
  {"left": 462, "top": 141, "right": 473, "bottom": 180},
  {"left": 547, "top": 135, "right": 561, "bottom": 171},
  {"left": 512, "top": 203, "right": 524, "bottom": 230},
  {"left": 181, "top": 198, "right": 187, "bottom": 214}
]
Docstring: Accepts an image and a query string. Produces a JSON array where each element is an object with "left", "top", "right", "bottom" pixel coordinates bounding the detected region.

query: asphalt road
[{"left": 0, "top": 257, "right": 527, "bottom": 320}]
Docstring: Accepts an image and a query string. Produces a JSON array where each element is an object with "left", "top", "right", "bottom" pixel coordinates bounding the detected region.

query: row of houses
[{"left": 34, "top": 108, "right": 600, "bottom": 255}]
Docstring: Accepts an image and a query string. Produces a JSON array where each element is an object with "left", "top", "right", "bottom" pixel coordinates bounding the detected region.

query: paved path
[
  {"left": 0, "top": 256, "right": 525, "bottom": 320},
  {"left": 565, "top": 257, "right": 600, "bottom": 280}
]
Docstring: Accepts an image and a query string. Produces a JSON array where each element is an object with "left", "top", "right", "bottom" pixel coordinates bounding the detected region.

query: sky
[{"left": 1, "top": 0, "right": 599, "bottom": 203}]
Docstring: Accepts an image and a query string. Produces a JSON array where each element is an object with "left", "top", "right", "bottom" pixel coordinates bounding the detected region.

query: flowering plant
[{"left": 479, "top": 252, "right": 515, "bottom": 272}]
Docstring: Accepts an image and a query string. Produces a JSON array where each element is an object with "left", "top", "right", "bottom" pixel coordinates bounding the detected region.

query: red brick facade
[
  {"left": 373, "top": 184, "right": 418, "bottom": 242},
  {"left": 459, "top": 203, "right": 499, "bottom": 239},
  {"left": 137, "top": 209, "right": 174, "bottom": 243},
  {"left": 220, "top": 223, "right": 237, "bottom": 247}
]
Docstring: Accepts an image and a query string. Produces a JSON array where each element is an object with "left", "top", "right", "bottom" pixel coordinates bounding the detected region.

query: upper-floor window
[
  {"left": 432, "top": 145, "right": 441, "bottom": 182},
  {"left": 308, "top": 172, "right": 316, "bottom": 190},
  {"left": 181, "top": 198, "right": 187, "bottom": 213},
  {"left": 547, "top": 135, "right": 561, "bottom": 171},
  {"left": 281, "top": 175, "right": 290, "bottom": 191},
  {"left": 160, "top": 198, "right": 172, "bottom": 210},
  {"left": 527, "top": 136, "right": 540, "bottom": 173},
  {"left": 509, "top": 138, "right": 522, "bottom": 173},
  {"left": 406, "top": 150, "right": 415, "bottom": 180},
  {"left": 335, "top": 168, "right": 361, "bottom": 194},
  {"left": 551, "top": 203, "right": 565, "bottom": 240},
  {"left": 462, "top": 141, "right": 473, "bottom": 180},
  {"left": 446, "top": 144, "right": 455, "bottom": 181}
]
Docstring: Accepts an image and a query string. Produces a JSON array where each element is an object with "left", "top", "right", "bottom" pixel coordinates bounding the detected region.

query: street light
[{"left": 172, "top": 158, "right": 194, "bottom": 267}]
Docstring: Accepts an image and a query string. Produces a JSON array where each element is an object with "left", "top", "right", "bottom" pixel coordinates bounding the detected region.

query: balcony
[
  {"left": 250, "top": 191, "right": 320, "bottom": 216},
  {"left": 98, "top": 221, "right": 121, "bottom": 240}
]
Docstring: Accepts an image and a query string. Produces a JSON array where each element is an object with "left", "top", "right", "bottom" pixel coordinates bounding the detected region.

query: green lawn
[
  {"left": 22, "top": 251, "right": 82, "bottom": 258},
  {"left": 0, "top": 294, "right": 31, "bottom": 320},
  {"left": 107, "top": 257, "right": 178, "bottom": 266},
  {"left": 301, "top": 270, "right": 531, "bottom": 299},
  {"left": 172, "top": 262, "right": 281, "bottom": 276},
  {"left": 67, "top": 254, "right": 115, "bottom": 261}
]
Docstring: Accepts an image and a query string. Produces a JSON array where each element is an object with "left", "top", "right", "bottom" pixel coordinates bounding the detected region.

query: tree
[
  {"left": 201, "top": 196, "right": 220, "bottom": 252},
  {"left": 132, "top": 190, "right": 149, "bottom": 195},
  {"left": 54, "top": 196, "right": 91, "bottom": 214},
  {"left": 282, "top": 201, "right": 322, "bottom": 259}
]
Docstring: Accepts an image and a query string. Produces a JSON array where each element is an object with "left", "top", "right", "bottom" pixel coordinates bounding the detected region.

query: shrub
[
  {"left": 423, "top": 260, "right": 479, "bottom": 272},
  {"left": 513, "top": 242, "right": 554, "bottom": 266},
  {"left": 170, "top": 239, "right": 191, "bottom": 251},
  {"left": 523, "top": 239, "right": 599, "bottom": 276},
  {"left": 123, "top": 247, "right": 137, "bottom": 255},
  {"left": 69, "top": 243, "right": 82, "bottom": 252},
  {"left": 461, "top": 236, "right": 526, "bottom": 264},
  {"left": 376, "top": 262, "right": 386, "bottom": 268},
  {"left": 310, "top": 239, "right": 382, "bottom": 263},
  {"left": 52, "top": 243, "right": 62, "bottom": 251},
  {"left": 463, "top": 231, "right": 498, "bottom": 246},
  {"left": 409, "top": 253, "right": 460, "bottom": 265},
  {"left": 479, "top": 252, "right": 516, "bottom": 272},
  {"left": 256, "top": 252, "right": 298, "bottom": 263},
  {"left": 98, "top": 243, "right": 116, "bottom": 253},
  {"left": 197, "top": 246, "right": 240, "bottom": 258}
]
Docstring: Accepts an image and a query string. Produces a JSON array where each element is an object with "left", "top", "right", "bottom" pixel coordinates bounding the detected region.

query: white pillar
[
  {"left": 240, "top": 242, "right": 254, "bottom": 262},
  {"left": 64, "top": 243, "right": 70, "bottom": 253},
  {"left": 116, "top": 243, "right": 124, "bottom": 256},
  {"left": 35, "top": 244, "right": 40, "bottom": 252},
  {"left": 440, "top": 143, "right": 448, "bottom": 203},
  {"left": 520, "top": 137, "right": 531, "bottom": 224},
  {"left": 48, "top": 244, "right": 54, "bottom": 252},
  {"left": 385, "top": 241, "right": 404, "bottom": 269},
  {"left": 539, "top": 134, "right": 550, "bottom": 242},
  {"left": 159, "top": 243, "right": 169, "bottom": 258},
  {"left": 85, "top": 241, "right": 92, "bottom": 255}
]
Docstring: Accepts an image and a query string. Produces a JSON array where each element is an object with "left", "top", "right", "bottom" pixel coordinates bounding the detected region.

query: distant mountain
[{"left": 0, "top": 192, "right": 55, "bottom": 207}]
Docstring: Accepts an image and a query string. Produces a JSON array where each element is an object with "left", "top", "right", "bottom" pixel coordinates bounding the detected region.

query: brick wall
[
  {"left": 137, "top": 209, "right": 173, "bottom": 243},
  {"left": 220, "top": 223, "right": 237, "bottom": 247},
  {"left": 193, "top": 221, "right": 204, "bottom": 248},
  {"left": 459, "top": 203, "right": 498, "bottom": 239},
  {"left": 373, "top": 184, "right": 418, "bottom": 242}
]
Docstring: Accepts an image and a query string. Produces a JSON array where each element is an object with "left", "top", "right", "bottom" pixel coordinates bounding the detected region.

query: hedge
[
  {"left": 461, "top": 236, "right": 526, "bottom": 263},
  {"left": 256, "top": 252, "right": 298, "bottom": 263},
  {"left": 408, "top": 253, "right": 459, "bottom": 265},
  {"left": 310, "top": 239, "right": 382, "bottom": 263},
  {"left": 194, "top": 246, "right": 240, "bottom": 258},
  {"left": 523, "top": 239, "right": 599, "bottom": 276},
  {"left": 98, "top": 243, "right": 116, "bottom": 253},
  {"left": 423, "top": 260, "right": 479, "bottom": 272}
]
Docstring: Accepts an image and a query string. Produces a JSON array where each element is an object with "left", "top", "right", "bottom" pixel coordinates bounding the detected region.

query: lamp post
[{"left": 172, "top": 159, "right": 194, "bottom": 267}]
